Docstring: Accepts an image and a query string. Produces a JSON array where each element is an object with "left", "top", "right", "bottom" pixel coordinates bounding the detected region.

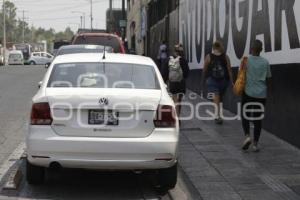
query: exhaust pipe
[{"left": 49, "top": 162, "right": 62, "bottom": 171}]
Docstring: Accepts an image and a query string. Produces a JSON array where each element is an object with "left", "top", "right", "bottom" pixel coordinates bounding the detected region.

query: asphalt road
[
  {"left": 0, "top": 65, "right": 46, "bottom": 165},
  {"left": 0, "top": 65, "right": 193, "bottom": 200}
]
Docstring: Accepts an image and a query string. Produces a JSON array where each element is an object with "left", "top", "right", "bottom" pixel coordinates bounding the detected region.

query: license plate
[{"left": 88, "top": 110, "right": 119, "bottom": 125}]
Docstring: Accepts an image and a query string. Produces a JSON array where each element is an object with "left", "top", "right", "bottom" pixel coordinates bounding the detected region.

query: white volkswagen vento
[{"left": 26, "top": 52, "right": 179, "bottom": 189}]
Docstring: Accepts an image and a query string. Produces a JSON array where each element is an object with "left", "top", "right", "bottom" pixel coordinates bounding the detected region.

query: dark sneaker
[
  {"left": 242, "top": 137, "right": 252, "bottom": 150},
  {"left": 215, "top": 117, "right": 223, "bottom": 125}
]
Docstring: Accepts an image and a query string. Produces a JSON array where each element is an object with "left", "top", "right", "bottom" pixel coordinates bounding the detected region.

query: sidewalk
[{"left": 178, "top": 91, "right": 300, "bottom": 200}]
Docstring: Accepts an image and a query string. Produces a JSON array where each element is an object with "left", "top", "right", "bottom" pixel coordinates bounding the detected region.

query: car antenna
[{"left": 102, "top": 46, "right": 106, "bottom": 60}]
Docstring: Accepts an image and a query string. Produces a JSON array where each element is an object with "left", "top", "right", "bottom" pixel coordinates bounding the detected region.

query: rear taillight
[
  {"left": 30, "top": 102, "right": 52, "bottom": 125},
  {"left": 154, "top": 105, "right": 176, "bottom": 128}
]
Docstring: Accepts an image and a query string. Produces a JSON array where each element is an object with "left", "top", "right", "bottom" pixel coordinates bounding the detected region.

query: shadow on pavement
[{"left": 1, "top": 159, "right": 167, "bottom": 200}]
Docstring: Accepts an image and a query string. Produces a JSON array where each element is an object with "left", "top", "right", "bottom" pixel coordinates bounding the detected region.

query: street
[
  {"left": 0, "top": 65, "right": 195, "bottom": 200},
  {"left": 0, "top": 65, "right": 46, "bottom": 164},
  {"left": 0, "top": 0, "right": 299, "bottom": 199}
]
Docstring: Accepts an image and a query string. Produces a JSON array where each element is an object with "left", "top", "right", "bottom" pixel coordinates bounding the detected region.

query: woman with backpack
[
  {"left": 201, "top": 41, "right": 234, "bottom": 124},
  {"left": 163, "top": 44, "right": 190, "bottom": 116}
]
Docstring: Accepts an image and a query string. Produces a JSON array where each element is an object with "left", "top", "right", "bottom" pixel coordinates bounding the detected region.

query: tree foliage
[{"left": 0, "top": 1, "right": 74, "bottom": 48}]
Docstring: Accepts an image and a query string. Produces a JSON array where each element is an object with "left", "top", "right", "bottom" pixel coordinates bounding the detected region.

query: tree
[{"left": 0, "top": 1, "right": 74, "bottom": 50}]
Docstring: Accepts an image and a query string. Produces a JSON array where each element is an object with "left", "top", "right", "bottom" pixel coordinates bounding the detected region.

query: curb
[
  {"left": 2, "top": 164, "right": 23, "bottom": 190},
  {"left": 168, "top": 164, "right": 202, "bottom": 200}
]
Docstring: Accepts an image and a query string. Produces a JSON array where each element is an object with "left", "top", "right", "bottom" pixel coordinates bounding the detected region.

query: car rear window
[
  {"left": 47, "top": 63, "right": 160, "bottom": 90},
  {"left": 56, "top": 46, "right": 113, "bottom": 56},
  {"left": 9, "top": 54, "right": 22, "bottom": 59},
  {"left": 73, "top": 36, "right": 121, "bottom": 53}
]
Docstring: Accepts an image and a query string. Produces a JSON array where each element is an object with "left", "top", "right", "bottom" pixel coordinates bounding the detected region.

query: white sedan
[{"left": 26, "top": 53, "right": 179, "bottom": 189}]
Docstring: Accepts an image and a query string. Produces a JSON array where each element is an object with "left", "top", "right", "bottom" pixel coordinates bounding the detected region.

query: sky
[{"left": 9, "top": 0, "right": 125, "bottom": 32}]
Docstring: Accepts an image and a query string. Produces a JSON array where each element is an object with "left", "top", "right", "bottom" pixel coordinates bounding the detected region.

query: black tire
[
  {"left": 29, "top": 61, "right": 36, "bottom": 65},
  {"left": 26, "top": 159, "right": 45, "bottom": 185},
  {"left": 158, "top": 163, "right": 178, "bottom": 190}
]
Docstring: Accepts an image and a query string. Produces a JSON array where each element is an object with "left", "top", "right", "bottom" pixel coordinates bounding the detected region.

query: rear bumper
[
  {"left": 8, "top": 61, "right": 23, "bottom": 65},
  {"left": 26, "top": 126, "right": 179, "bottom": 170}
]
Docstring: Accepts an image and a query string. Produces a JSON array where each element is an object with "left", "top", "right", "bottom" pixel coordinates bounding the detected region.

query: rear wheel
[
  {"left": 26, "top": 159, "right": 45, "bottom": 185},
  {"left": 158, "top": 163, "right": 178, "bottom": 190},
  {"left": 29, "top": 61, "right": 36, "bottom": 65}
]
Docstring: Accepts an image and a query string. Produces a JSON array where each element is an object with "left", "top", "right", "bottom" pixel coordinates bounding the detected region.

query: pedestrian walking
[
  {"left": 164, "top": 44, "right": 190, "bottom": 116},
  {"left": 157, "top": 41, "right": 168, "bottom": 74},
  {"left": 201, "top": 41, "right": 234, "bottom": 124},
  {"left": 241, "top": 40, "right": 272, "bottom": 152}
]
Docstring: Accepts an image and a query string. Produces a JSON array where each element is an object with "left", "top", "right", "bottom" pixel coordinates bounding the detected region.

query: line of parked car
[
  {"left": 3, "top": 31, "right": 127, "bottom": 67},
  {"left": 4, "top": 50, "right": 54, "bottom": 66}
]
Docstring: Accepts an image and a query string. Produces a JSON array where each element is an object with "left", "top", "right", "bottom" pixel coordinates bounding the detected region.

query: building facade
[
  {"left": 106, "top": 9, "right": 127, "bottom": 37},
  {"left": 147, "top": 0, "right": 179, "bottom": 60},
  {"left": 179, "top": 0, "right": 300, "bottom": 148},
  {"left": 129, "top": 0, "right": 300, "bottom": 149},
  {"left": 126, "top": 0, "right": 149, "bottom": 55}
]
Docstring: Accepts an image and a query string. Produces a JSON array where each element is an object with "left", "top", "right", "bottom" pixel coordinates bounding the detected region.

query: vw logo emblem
[{"left": 99, "top": 98, "right": 109, "bottom": 105}]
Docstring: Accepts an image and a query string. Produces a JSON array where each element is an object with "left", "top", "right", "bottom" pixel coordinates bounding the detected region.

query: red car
[{"left": 71, "top": 33, "right": 126, "bottom": 54}]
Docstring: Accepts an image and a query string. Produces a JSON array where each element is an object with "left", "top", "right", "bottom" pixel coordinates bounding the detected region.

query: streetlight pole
[
  {"left": 109, "top": 0, "right": 112, "bottom": 33},
  {"left": 90, "top": 0, "right": 93, "bottom": 30},
  {"left": 2, "top": 0, "right": 6, "bottom": 65},
  {"left": 21, "top": 10, "right": 28, "bottom": 43},
  {"left": 80, "top": 16, "right": 83, "bottom": 29},
  {"left": 83, "top": 13, "right": 85, "bottom": 29}
]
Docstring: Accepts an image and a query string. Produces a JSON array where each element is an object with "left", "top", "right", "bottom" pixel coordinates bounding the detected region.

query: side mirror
[{"left": 38, "top": 81, "right": 43, "bottom": 88}]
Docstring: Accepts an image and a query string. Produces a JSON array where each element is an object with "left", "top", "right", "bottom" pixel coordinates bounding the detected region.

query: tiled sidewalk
[{"left": 178, "top": 91, "right": 300, "bottom": 200}]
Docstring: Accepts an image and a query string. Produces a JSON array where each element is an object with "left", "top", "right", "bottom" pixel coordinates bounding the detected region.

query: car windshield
[
  {"left": 73, "top": 36, "right": 121, "bottom": 53},
  {"left": 47, "top": 63, "right": 160, "bottom": 89}
]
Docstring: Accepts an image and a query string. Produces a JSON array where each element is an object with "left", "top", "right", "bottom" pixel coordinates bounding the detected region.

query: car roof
[
  {"left": 75, "top": 33, "right": 120, "bottom": 38},
  {"left": 53, "top": 53, "right": 155, "bottom": 66},
  {"left": 59, "top": 45, "right": 108, "bottom": 50},
  {"left": 56, "top": 45, "right": 113, "bottom": 55},
  {"left": 9, "top": 50, "right": 23, "bottom": 54}
]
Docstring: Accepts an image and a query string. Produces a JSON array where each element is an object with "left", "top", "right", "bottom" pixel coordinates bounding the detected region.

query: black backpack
[{"left": 209, "top": 54, "right": 227, "bottom": 80}]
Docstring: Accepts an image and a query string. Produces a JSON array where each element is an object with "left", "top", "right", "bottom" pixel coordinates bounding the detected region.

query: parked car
[
  {"left": 55, "top": 45, "right": 113, "bottom": 57},
  {"left": 71, "top": 33, "right": 125, "bottom": 53},
  {"left": 26, "top": 53, "right": 179, "bottom": 190},
  {"left": 8, "top": 50, "right": 24, "bottom": 65},
  {"left": 0, "top": 55, "right": 4, "bottom": 66},
  {"left": 28, "top": 52, "right": 54, "bottom": 65}
]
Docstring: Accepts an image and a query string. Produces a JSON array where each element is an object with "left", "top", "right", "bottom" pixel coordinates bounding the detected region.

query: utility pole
[
  {"left": 90, "top": 0, "right": 93, "bottom": 30},
  {"left": 19, "top": 10, "right": 28, "bottom": 43},
  {"left": 83, "top": 13, "right": 86, "bottom": 29},
  {"left": 22, "top": 10, "right": 25, "bottom": 43},
  {"left": 2, "top": 0, "right": 6, "bottom": 65},
  {"left": 109, "top": 0, "right": 113, "bottom": 33}
]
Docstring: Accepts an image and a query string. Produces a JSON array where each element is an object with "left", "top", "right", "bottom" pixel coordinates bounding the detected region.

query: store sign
[{"left": 179, "top": 0, "right": 300, "bottom": 69}]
